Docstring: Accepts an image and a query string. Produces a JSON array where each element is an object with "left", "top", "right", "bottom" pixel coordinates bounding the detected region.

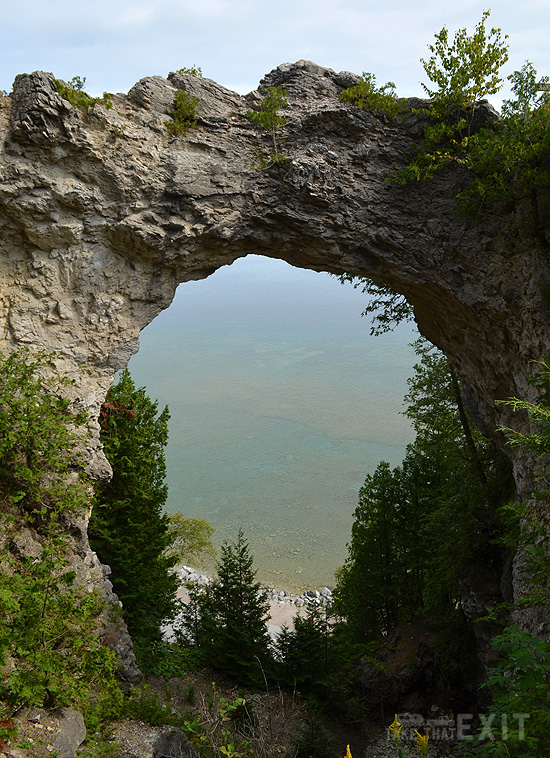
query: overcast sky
[{"left": 2, "top": 1, "right": 549, "bottom": 105}]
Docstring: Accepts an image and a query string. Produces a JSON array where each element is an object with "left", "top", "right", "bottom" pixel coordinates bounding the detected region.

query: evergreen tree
[
  {"left": 334, "top": 454, "right": 432, "bottom": 643},
  {"left": 334, "top": 341, "right": 513, "bottom": 652},
  {"left": 277, "top": 604, "right": 331, "bottom": 688},
  {"left": 179, "top": 530, "right": 272, "bottom": 684},
  {"left": 89, "top": 370, "right": 178, "bottom": 667}
]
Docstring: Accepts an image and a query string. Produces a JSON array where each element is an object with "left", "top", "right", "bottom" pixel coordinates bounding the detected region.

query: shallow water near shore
[{"left": 127, "top": 255, "right": 417, "bottom": 591}]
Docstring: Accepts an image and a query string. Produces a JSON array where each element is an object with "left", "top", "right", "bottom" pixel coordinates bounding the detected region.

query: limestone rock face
[{"left": 1, "top": 62, "right": 550, "bottom": 618}]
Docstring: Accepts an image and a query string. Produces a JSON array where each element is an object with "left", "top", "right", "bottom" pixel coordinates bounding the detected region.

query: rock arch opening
[{"left": 126, "top": 254, "right": 417, "bottom": 589}]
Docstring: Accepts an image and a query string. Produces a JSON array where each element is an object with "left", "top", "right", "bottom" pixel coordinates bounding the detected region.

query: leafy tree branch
[{"left": 339, "top": 73, "right": 403, "bottom": 118}]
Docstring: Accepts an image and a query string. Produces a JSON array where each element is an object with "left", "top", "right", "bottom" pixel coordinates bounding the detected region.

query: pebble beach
[{"left": 170, "top": 565, "right": 334, "bottom": 638}]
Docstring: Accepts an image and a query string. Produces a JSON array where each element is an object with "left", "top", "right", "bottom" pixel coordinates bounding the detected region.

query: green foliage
[
  {"left": 54, "top": 76, "right": 113, "bottom": 113},
  {"left": 432, "top": 364, "right": 550, "bottom": 756},
  {"left": 0, "top": 349, "right": 89, "bottom": 515},
  {"left": 494, "top": 361, "right": 550, "bottom": 608},
  {"left": 148, "top": 640, "right": 202, "bottom": 680},
  {"left": 246, "top": 86, "right": 289, "bottom": 167},
  {"left": 397, "top": 15, "right": 550, "bottom": 247},
  {"left": 89, "top": 370, "right": 178, "bottom": 670},
  {"left": 400, "top": 11, "right": 509, "bottom": 182},
  {"left": 502, "top": 61, "right": 550, "bottom": 119},
  {"left": 126, "top": 684, "right": 186, "bottom": 728},
  {"left": 166, "top": 90, "right": 199, "bottom": 136},
  {"left": 459, "top": 369, "right": 550, "bottom": 757},
  {"left": 165, "top": 512, "right": 216, "bottom": 568},
  {"left": 76, "top": 731, "right": 126, "bottom": 758},
  {"left": 498, "top": 358, "right": 550, "bottom": 457},
  {"left": 110, "top": 123, "right": 126, "bottom": 139},
  {"left": 277, "top": 604, "right": 331, "bottom": 688},
  {"left": 0, "top": 534, "right": 119, "bottom": 713},
  {"left": 276, "top": 604, "right": 364, "bottom": 723},
  {"left": 177, "top": 65, "right": 203, "bottom": 77},
  {"left": 334, "top": 449, "right": 439, "bottom": 643},
  {"left": 339, "top": 73, "right": 403, "bottom": 118},
  {"left": 336, "top": 276, "right": 413, "bottom": 336},
  {"left": 334, "top": 340, "right": 512, "bottom": 665},
  {"left": 0, "top": 351, "right": 121, "bottom": 717},
  {"left": 420, "top": 10, "right": 508, "bottom": 114},
  {"left": 177, "top": 530, "right": 272, "bottom": 685},
  {"left": 0, "top": 718, "right": 17, "bottom": 749},
  {"left": 181, "top": 684, "right": 256, "bottom": 757},
  {"left": 457, "top": 62, "right": 550, "bottom": 246},
  {"left": 456, "top": 626, "right": 550, "bottom": 757}
]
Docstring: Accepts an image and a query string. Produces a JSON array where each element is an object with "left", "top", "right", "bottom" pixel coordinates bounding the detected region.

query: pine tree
[
  {"left": 277, "top": 604, "right": 330, "bottom": 688},
  {"left": 89, "top": 370, "right": 177, "bottom": 667},
  {"left": 334, "top": 341, "right": 513, "bottom": 648},
  {"left": 180, "top": 530, "right": 272, "bottom": 684}
]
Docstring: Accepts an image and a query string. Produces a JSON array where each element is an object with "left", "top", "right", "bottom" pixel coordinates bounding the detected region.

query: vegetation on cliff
[
  {"left": 246, "top": 85, "right": 289, "bottom": 167},
  {"left": 339, "top": 73, "right": 403, "bottom": 118},
  {"left": 340, "top": 10, "right": 550, "bottom": 249},
  {"left": 335, "top": 339, "right": 513, "bottom": 680},
  {"left": 54, "top": 75, "right": 113, "bottom": 113},
  {"left": 0, "top": 351, "right": 121, "bottom": 722}
]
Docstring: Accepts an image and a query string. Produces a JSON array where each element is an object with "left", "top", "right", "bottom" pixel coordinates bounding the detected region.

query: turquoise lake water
[{"left": 126, "top": 255, "right": 418, "bottom": 590}]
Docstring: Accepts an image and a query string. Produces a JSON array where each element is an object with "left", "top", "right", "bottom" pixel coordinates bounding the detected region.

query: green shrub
[
  {"left": 0, "top": 538, "right": 117, "bottom": 711},
  {"left": 0, "top": 349, "right": 89, "bottom": 515},
  {"left": 0, "top": 350, "right": 121, "bottom": 717},
  {"left": 164, "top": 512, "right": 216, "bottom": 568},
  {"left": 177, "top": 65, "right": 203, "bottom": 77},
  {"left": 458, "top": 626, "right": 550, "bottom": 757},
  {"left": 126, "top": 684, "right": 185, "bottom": 728},
  {"left": 339, "top": 73, "right": 403, "bottom": 118},
  {"left": 111, "top": 124, "right": 126, "bottom": 138},
  {"left": 54, "top": 76, "right": 112, "bottom": 113},
  {"left": 166, "top": 90, "right": 199, "bottom": 136}
]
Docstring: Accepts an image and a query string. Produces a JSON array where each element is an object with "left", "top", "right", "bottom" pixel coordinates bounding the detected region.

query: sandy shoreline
[{"left": 176, "top": 585, "right": 306, "bottom": 630}]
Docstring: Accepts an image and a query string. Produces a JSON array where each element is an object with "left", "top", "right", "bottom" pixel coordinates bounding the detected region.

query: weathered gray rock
[
  {"left": 9, "top": 527, "right": 43, "bottom": 559},
  {"left": 1, "top": 61, "right": 550, "bottom": 633},
  {"left": 14, "top": 708, "right": 86, "bottom": 758},
  {"left": 100, "top": 564, "right": 142, "bottom": 689},
  {"left": 113, "top": 720, "right": 198, "bottom": 758},
  {"left": 154, "top": 727, "right": 198, "bottom": 758}
]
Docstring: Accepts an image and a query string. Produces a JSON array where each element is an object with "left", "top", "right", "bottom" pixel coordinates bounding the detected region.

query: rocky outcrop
[
  {"left": 112, "top": 721, "right": 198, "bottom": 758},
  {"left": 1, "top": 61, "right": 550, "bottom": 625},
  {"left": 12, "top": 708, "right": 86, "bottom": 758}
]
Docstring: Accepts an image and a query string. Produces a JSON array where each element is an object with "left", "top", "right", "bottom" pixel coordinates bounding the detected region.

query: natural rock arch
[{"left": 1, "top": 61, "right": 550, "bottom": 617}]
